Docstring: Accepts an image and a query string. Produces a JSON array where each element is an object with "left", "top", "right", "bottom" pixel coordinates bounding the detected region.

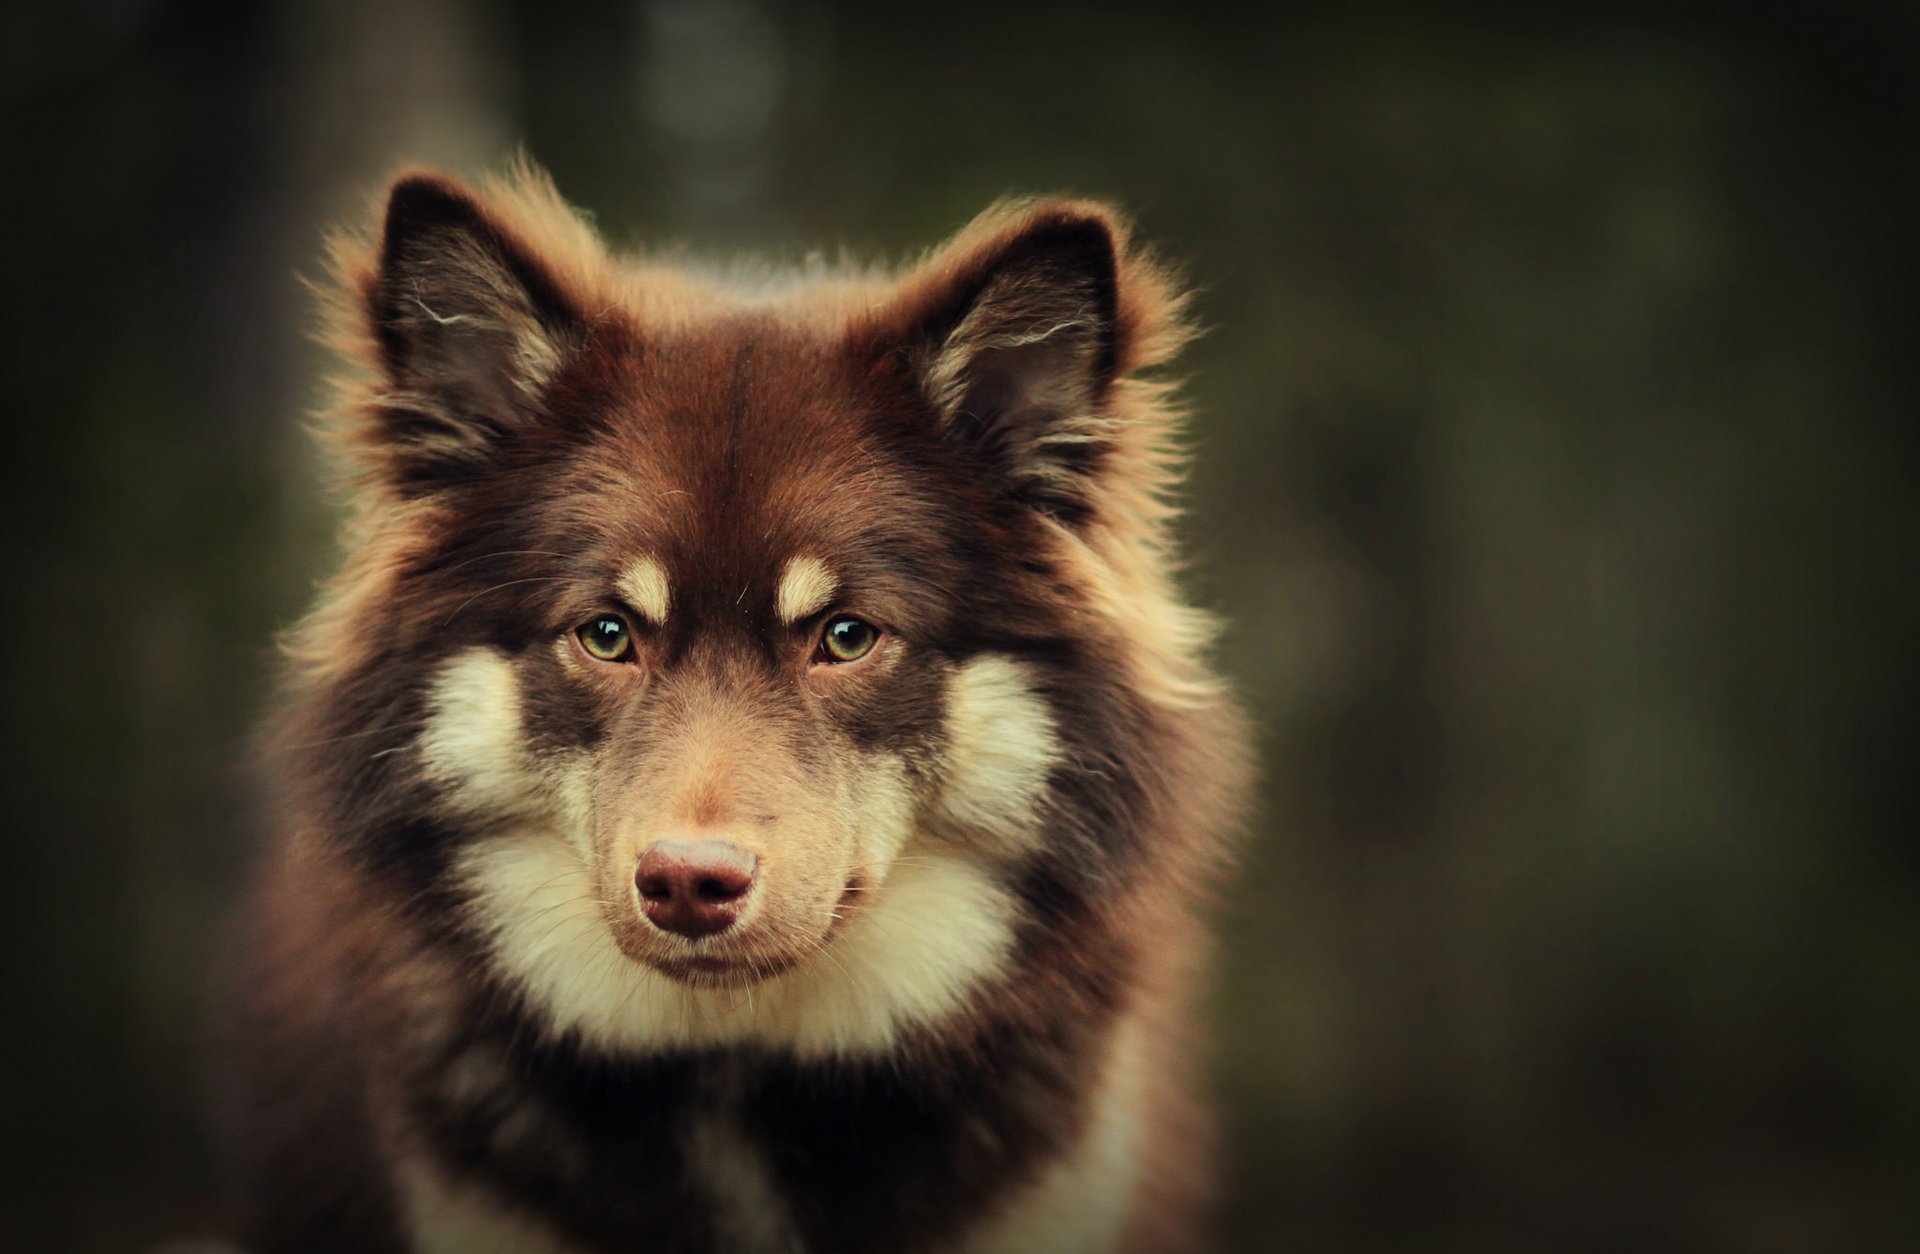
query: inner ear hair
[
  {"left": 912, "top": 210, "right": 1124, "bottom": 515},
  {"left": 366, "top": 172, "right": 583, "bottom": 485}
]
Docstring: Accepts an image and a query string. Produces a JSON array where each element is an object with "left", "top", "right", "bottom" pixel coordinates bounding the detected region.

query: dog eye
[
  {"left": 818, "top": 615, "right": 879, "bottom": 664},
  {"left": 576, "top": 614, "right": 633, "bottom": 662}
]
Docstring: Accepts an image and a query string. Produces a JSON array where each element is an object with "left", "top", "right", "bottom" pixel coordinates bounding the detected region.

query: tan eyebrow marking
[
  {"left": 617, "top": 557, "right": 670, "bottom": 623},
  {"left": 776, "top": 557, "right": 837, "bottom": 624}
]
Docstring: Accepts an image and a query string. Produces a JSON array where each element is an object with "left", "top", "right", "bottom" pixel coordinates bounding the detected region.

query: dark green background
[{"left": 5, "top": 1, "right": 1916, "bottom": 1249}]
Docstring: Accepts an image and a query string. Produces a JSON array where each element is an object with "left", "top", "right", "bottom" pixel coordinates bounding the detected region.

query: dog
[{"left": 221, "top": 161, "right": 1252, "bottom": 1253}]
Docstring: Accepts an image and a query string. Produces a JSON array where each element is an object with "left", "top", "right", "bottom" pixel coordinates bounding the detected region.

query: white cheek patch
[
  {"left": 938, "top": 655, "right": 1062, "bottom": 853},
  {"left": 617, "top": 556, "right": 670, "bottom": 624},
  {"left": 460, "top": 830, "right": 1018, "bottom": 1058},
  {"left": 545, "top": 754, "right": 597, "bottom": 855},
  {"left": 783, "top": 849, "right": 1017, "bottom": 1054},
  {"left": 775, "top": 556, "right": 836, "bottom": 624},
  {"left": 847, "top": 752, "right": 917, "bottom": 869},
  {"left": 418, "top": 648, "right": 546, "bottom": 816},
  {"left": 459, "top": 835, "right": 628, "bottom": 1032}
]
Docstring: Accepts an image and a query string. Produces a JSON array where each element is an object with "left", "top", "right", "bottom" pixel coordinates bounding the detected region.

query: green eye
[
  {"left": 577, "top": 614, "right": 633, "bottom": 662},
  {"left": 819, "top": 615, "right": 879, "bottom": 664}
]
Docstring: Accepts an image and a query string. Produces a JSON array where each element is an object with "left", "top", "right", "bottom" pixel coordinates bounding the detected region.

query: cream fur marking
[
  {"left": 460, "top": 830, "right": 1016, "bottom": 1057},
  {"left": 775, "top": 556, "right": 836, "bottom": 624},
  {"left": 961, "top": 1016, "right": 1147, "bottom": 1253},
  {"left": 421, "top": 649, "right": 596, "bottom": 855},
  {"left": 617, "top": 556, "right": 671, "bottom": 623},
  {"left": 418, "top": 649, "right": 544, "bottom": 816},
  {"left": 938, "top": 655, "right": 1062, "bottom": 852}
]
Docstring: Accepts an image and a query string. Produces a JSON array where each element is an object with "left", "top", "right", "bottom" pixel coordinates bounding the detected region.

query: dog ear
[
  {"left": 363, "top": 172, "right": 583, "bottom": 490},
  {"left": 877, "top": 204, "right": 1133, "bottom": 520}
]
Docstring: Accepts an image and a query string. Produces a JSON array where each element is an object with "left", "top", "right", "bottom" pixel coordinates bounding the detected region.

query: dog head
[{"left": 290, "top": 165, "right": 1219, "bottom": 1052}]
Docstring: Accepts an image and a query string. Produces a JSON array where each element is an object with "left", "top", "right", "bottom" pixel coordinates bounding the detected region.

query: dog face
[
  {"left": 447, "top": 354, "right": 979, "bottom": 992},
  {"left": 296, "top": 168, "right": 1210, "bottom": 1053}
]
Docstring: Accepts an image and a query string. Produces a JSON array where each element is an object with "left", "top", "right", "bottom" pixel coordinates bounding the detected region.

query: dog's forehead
[{"left": 566, "top": 325, "right": 938, "bottom": 622}]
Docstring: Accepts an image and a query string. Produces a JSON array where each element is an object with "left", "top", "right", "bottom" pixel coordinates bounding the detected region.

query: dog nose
[{"left": 635, "top": 838, "right": 758, "bottom": 939}]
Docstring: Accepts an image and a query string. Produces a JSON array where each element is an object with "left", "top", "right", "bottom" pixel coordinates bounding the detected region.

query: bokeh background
[{"left": 5, "top": 1, "right": 1916, "bottom": 1249}]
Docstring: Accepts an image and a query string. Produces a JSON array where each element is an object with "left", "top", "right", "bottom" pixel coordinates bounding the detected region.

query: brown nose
[{"left": 635, "top": 838, "right": 758, "bottom": 939}]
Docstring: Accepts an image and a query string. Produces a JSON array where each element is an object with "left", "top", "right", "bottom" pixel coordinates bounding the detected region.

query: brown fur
[{"left": 224, "top": 159, "right": 1251, "bottom": 1253}]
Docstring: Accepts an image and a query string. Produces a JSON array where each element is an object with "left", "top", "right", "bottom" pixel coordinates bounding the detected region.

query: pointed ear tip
[
  {"left": 386, "top": 167, "right": 470, "bottom": 201},
  {"left": 971, "top": 202, "right": 1134, "bottom": 288},
  {"left": 381, "top": 170, "right": 485, "bottom": 243},
  {"left": 1019, "top": 201, "right": 1122, "bottom": 247}
]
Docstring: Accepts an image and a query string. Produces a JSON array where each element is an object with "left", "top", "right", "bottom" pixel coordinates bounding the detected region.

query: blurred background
[{"left": 4, "top": 1, "right": 1916, "bottom": 1249}]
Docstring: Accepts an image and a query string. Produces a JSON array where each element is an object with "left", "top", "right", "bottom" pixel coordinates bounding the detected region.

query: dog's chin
[
  {"left": 601, "top": 917, "right": 817, "bottom": 989},
  {"left": 646, "top": 950, "right": 801, "bottom": 988}
]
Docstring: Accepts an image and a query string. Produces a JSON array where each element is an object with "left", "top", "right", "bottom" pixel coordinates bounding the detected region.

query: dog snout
[{"left": 635, "top": 837, "right": 758, "bottom": 939}]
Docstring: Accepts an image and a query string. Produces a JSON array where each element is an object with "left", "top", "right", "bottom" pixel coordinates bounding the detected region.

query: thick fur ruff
[{"left": 222, "top": 160, "right": 1251, "bottom": 1254}]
